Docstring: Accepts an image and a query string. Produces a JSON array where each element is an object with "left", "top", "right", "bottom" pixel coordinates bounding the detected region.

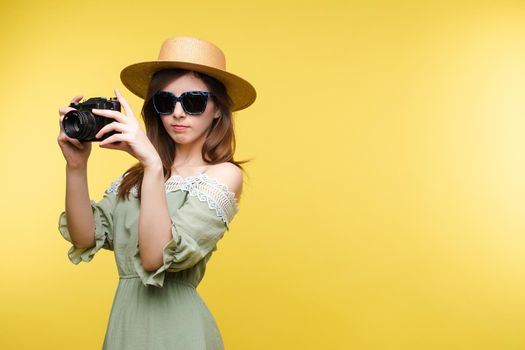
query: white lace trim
[{"left": 106, "top": 173, "right": 239, "bottom": 225}]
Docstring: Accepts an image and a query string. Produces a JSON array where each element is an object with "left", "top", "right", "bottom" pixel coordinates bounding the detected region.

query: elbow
[
  {"left": 66, "top": 222, "right": 97, "bottom": 249},
  {"left": 142, "top": 260, "right": 162, "bottom": 272},
  {"left": 141, "top": 254, "right": 163, "bottom": 272},
  {"left": 71, "top": 236, "right": 96, "bottom": 249}
]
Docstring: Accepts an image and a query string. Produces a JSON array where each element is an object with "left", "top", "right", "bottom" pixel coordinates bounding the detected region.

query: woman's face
[{"left": 158, "top": 72, "right": 219, "bottom": 147}]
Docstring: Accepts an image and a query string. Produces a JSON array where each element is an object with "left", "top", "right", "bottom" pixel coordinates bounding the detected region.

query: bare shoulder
[{"left": 205, "top": 162, "right": 244, "bottom": 201}]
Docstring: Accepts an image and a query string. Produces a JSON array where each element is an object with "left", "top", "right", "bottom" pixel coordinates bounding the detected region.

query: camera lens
[{"left": 63, "top": 110, "right": 97, "bottom": 140}]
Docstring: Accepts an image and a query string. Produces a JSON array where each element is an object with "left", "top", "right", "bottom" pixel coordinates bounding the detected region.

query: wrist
[
  {"left": 66, "top": 163, "right": 88, "bottom": 173},
  {"left": 142, "top": 156, "right": 163, "bottom": 172}
]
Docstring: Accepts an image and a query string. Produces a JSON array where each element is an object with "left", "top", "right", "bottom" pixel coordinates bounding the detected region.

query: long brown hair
[{"left": 118, "top": 69, "right": 249, "bottom": 200}]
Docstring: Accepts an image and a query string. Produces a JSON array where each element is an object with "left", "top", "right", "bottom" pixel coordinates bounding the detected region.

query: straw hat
[{"left": 120, "top": 36, "right": 257, "bottom": 111}]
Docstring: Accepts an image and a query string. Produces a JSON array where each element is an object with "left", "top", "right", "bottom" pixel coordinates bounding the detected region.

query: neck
[{"left": 173, "top": 135, "right": 208, "bottom": 168}]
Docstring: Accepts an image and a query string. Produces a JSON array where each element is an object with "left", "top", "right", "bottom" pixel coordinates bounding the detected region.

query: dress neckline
[
  {"left": 107, "top": 171, "right": 240, "bottom": 220},
  {"left": 165, "top": 172, "right": 239, "bottom": 206},
  {"left": 164, "top": 169, "right": 239, "bottom": 211},
  {"left": 166, "top": 171, "right": 206, "bottom": 181}
]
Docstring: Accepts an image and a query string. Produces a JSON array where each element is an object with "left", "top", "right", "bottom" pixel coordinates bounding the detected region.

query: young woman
[{"left": 57, "top": 36, "right": 256, "bottom": 349}]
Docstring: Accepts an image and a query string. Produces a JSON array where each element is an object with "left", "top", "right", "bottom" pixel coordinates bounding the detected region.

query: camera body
[{"left": 63, "top": 97, "right": 121, "bottom": 142}]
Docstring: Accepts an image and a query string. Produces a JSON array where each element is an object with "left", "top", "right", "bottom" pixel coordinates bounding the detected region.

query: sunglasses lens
[
  {"left": 153, "top": 91, "right": 174, "bottom": 115},
  {"left": 182, "top": 93, "right": 208, "bottom": 114}
]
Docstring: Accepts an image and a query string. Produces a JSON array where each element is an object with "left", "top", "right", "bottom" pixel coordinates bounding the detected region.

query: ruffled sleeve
[
  {"left": 58, "top": 186, "right": 117, "bottom": 264},
  {"left": 133, "top": 174, "right": 239, "bottom": 287}
]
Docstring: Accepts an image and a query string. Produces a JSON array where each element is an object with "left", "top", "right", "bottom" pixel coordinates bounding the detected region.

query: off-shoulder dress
[{"left": 58, "top": 170, "right": 239, "bottom": 350}]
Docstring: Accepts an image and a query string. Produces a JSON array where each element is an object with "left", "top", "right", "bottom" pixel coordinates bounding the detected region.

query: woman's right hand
[{"left": 57, "top": 95, "right": 92, "bottom": 169}]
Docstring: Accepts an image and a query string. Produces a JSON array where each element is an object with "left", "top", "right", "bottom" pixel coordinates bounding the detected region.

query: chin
[
  {"left": 172, "top": 135, "right": 189, "bottom": 143},
  {"left": 172, "top": 134, "right": 199, "bottom": 144}
]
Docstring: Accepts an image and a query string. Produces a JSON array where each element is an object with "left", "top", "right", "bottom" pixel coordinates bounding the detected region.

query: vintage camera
[{"left": 62, "top": 97, "right": 121, "bottom": 142}]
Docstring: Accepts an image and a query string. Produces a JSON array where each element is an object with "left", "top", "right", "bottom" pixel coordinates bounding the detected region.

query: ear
[{"left": 214, "top": 114, "right": 221, "bottom": 119}]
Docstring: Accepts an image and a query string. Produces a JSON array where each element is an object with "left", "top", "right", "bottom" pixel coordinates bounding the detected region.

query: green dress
[{"left": 58, "top": 171, "right": 238, "bottom": 349}]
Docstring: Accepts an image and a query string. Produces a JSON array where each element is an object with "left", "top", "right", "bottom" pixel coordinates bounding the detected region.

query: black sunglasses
[{"left": 152, "top": 90, "right": 213, "bottom": 116}]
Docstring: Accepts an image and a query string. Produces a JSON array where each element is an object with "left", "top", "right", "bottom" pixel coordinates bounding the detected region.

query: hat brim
[{"left": 120, "top": 61, "right": 256, "bottom": 111}]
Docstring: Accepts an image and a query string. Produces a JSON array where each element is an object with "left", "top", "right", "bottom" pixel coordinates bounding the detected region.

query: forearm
[
  {"left": 65, "top": 165, "right": 96, "bottom": 248},
  {"left": 138, "top": 162, "right": 173, "bottom": 271}
]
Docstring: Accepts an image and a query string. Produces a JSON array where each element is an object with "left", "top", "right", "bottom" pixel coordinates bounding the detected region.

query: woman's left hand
[{"left": 94, "top": 88, "right": 161, "bottom": 168}]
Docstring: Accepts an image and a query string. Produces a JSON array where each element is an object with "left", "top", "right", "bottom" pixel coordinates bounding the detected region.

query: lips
[{"left": 172, "top": 124, "right": 189, "bottom": 131}]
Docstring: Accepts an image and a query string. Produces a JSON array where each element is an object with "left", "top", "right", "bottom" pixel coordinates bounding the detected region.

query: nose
[{"left": 172, "top": 100, "right": 186, "bottom": 118}]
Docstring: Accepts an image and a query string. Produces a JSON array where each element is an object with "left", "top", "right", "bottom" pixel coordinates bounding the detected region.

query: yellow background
[{"left": 1, "top": 0, "right": 525, "bottom": 349}]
